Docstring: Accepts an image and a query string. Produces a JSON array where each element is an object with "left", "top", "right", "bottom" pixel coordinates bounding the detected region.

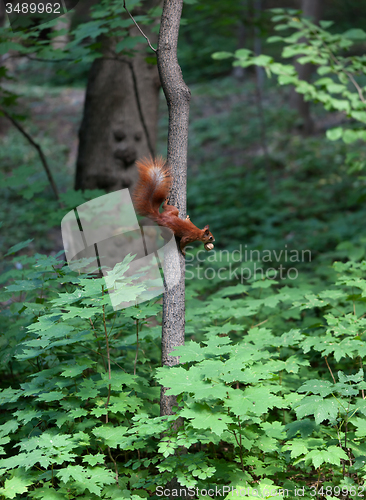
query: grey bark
[
  {"left": 157, "top": 2, "right": 189, "bottom": 495},
  {"left": 291, "top": 0, "right": 322, "bottom": 135},
  {"left": 52, "top": 13, "right": 71, "bottom": 50},
  {"left": 157, "top": 0, "right": 189, "bottom": 421},
  {"left": 75, "top": 8, "right": 160, "bottom": 191}
]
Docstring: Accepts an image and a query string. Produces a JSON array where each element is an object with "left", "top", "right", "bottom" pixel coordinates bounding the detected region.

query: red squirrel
[{"left": 133, "top": 157, "right": 215, "bottom": 256}]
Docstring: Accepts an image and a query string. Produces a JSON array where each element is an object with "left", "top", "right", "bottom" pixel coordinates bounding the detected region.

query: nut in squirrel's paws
[{"left": 204, "top": 243, "right": 214, "bottom": 251}]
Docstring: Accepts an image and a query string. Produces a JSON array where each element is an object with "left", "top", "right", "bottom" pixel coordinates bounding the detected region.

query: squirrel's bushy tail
[{"left": 133, "top": 157, "right": 171, "bottom": 220}]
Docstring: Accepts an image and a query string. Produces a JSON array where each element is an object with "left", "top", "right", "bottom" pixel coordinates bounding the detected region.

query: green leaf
[
  {"left": 294, "top": 396, "right": 338, "bottom": 424},
  {"left": 251, "top": 279, "right": 278, "bottom": 289},
  {"left": 5, "top": 239, "right": 34, "bottom": 256},
  {"left": 115, "top": 36, "right": 145, "bottom": 53},
  {"left": 212, "top": 51, "right": 233, "bottom": 60},
  {"left": 331, "top": 99, "right": 350, "bottom": 112},
  {"left": 0, "top": 41, "right": 25, "bottom": 55},
  {"left": 353, "top": 417, "right": 366, "bottom": 437},
  {"left": 343, "top": 28, "right": 366, "bottom": 40},
  {"left": 319, "top": 21, "right": 333, "bottom": 29},
  {"left": 83, "top": 453, "right": 106, "bottom": 466},
  {"left": 267, "top": 36, "right": 283, "bottom": 43},
  {"left": 234, "top": 48, "right": 252, "bottom": 59},
  {"left": 0, "top": 420, "right": 18, "bottom": 438},
  {"left": 0, "top": 470, "right": 33, "bottom": 499},
  {"left": 298, "top": 379, "right": 333, "bottom": 397},
  {"left": 180, "top": 404, "right": 233, "bottom": 435},
  {"left": 305, "top": 446, "right": 347, "bottom": 469},
  {"left": 92, "top": 425, "right": 128, "bottom": 447},
  {"left": 170, "top": 340, "right": 205, "bottom": 363},
  {"left": 278, "top": 74, "right": 296, "bottom": 85},
  {"left": 351, "top": 111, "right": 366, "bottom": 124},
  {"left": 327, "top": 83, "right": 346, "bottom": 94},
  {"left": 56, "top": 465, "right": 115, "bottom": 496},
  {"left": 252, "top": 55, "right": 273, "bottom": 66},
  {"left": 326, "top": 127, "right": 343, "bottom": 141},
  {"left": 285, "top": 419, "right": 318, "bottom": 439},
  {"left": 343, "top": 129, "right": 362, "bottom": 144},
  {"left": 282, "top": 441, "right": 308, "bottom": 458},
  {"left": 317, "top": 66, "right": 332, "bottom": 75},
  {"left": 274, "top": 24, "right": 289, "bottom": 31}
]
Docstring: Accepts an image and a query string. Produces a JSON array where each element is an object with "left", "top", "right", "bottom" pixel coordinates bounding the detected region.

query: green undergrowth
[
  {"left": 2, "top": 68, "right": 366, "bottom": 498},
  {"left": 1, "top": 243, "right": 366, "bottom": 498}
]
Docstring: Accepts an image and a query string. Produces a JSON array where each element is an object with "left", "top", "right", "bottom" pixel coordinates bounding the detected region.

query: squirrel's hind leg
[{"left": 162, "top": 200, "right": 179, "bottom": 217}]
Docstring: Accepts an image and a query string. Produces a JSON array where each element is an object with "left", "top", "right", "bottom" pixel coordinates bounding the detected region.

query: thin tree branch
[
  {"left": 90, "top": 318, "right": 107, "bottom": 371},
  {"left": 1, "top": 107, "right": 60, "bottom": 201},
  {"left": 127, "top": 61, "right": 155, "bottom": 157},
  {"left": 360, "top": 357, "right": 365, "bottom": 400},
  {"left": 134, "top": 319, "right": 139, "bottom": 376},
  {"left": 107, "top": 445, "right": 119, "bottom": 483},
  {"left": 123, "top": 0, "right": 157, "bottom": 52},
  {"left": 312, "top": 28, "right": 366, "bottom": 103},
  {"left": 24, "top": 53, "right": 75, "bottom": 63},
  {"left": 345, "top": 71, "right": 366, "bottom": 104},
  {"left": 102, "top": 298, "right": 112, "bottom": 424},
  {"left": 325, "top": 355, "right": 336, "bottom": 384}
]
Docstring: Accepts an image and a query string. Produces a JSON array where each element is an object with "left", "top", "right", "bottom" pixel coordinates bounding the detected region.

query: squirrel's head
[{"left": 202, "top": 225, "right": 215, "bottom": 251}]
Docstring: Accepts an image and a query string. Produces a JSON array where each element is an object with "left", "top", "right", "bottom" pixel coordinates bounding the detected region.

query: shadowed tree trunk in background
[
  {"left": 75, "top": 3, "right": 160, "bottom": 192},
  {"left": 0, "top": 0, "right": 9, "bottom": 135},
  {"left": 291, "top": 0, "right": 322, "bottom": 135},
  {"left": 0, "top": 0, "right": 4, "bottom": 26},
  {"left": 232, "top": 1, "right": 247, "bottom": 81},
  {"left": 253, "top": 0, "right": 264, "bottom": 92}
]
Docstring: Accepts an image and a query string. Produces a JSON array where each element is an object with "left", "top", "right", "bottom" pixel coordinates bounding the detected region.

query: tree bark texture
[
  {"left": 291, "top": 0, "right": 322, "bottom": 135},
  {"left": 157, "top": 0, "right": 190, "bottom": 419},
  {"left": 75, "top": 10, "right": 160, "bottom": 191}
]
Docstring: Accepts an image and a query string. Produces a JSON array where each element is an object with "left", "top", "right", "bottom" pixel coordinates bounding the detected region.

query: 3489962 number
[
  {"left": 6, "top": 3, "right": 61, "bottom": 14},
  {"left": 310, "top": 485, "right": 364, "bottom": 497}
]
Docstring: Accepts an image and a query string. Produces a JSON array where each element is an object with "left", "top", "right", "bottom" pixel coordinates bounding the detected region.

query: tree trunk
[
  {"left": 158, "top": 0, "right": 188, "bottom": 421},
  {"left": 291, "top": 0, "right": 322, "bottom": 135},
  {"left": 52, "top": 13, "right": 71, "bottom": 50},
  {"left": 75, "top": 10, "right": 160, "bottom": 191},
  {"left": 157, "top": 0, "right": 189, "bottom": 494}
]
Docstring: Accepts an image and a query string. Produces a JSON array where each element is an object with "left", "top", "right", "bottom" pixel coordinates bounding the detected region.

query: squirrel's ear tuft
[
  {"left": 204, "top": 225, "right": 209, "bottom": 230},
  {"left": 203, "top": 225, "right": 210, "bottom": 234}
]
